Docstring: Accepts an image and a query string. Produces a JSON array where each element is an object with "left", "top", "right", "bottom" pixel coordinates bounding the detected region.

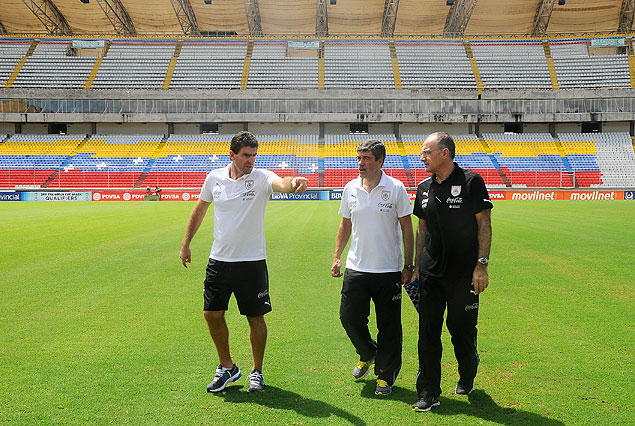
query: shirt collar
[
  {"left": 224, "top": 163, "right": 252, "bottom": 181},
  {"left": 353, "top": 170, "right": 388, "bottom": 190},
  {"left": 431, "top": 162, "right": 460, "bottom": 185}
]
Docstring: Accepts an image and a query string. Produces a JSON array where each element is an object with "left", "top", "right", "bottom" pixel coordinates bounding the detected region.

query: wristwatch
[
  {"left": 404, "top": 264, "right": 415, "bottom": 272},
  {"left": 477, "top": 257, "right": 489, "bottom": 265}
]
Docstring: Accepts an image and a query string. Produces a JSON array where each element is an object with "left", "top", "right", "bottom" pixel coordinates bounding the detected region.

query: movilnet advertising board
[
  {"left": 408, "top": 190, "right": 630, "bottom": 201},
  {"left": 505, "top": 190, "right": 625, "bottom": 201},
  {"left": 91, "top": 190, "right": 200, "bottom": 201}
]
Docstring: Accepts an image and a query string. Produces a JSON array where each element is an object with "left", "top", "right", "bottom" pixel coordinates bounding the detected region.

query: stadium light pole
[
  {"left": 95, "top": 0, "right": 137, "bottom": 36},
  {"left": 316, "top": 0, "right": 329, "bottom": 37},
  {"left": 381, "top": 0, "right": 400, "bottom": 38},
  {"left": 618, "top": 0, "right": 635, "bottom": 33},
  {"left": 443, "top": 0, "right": 477, "bottom": 37}
]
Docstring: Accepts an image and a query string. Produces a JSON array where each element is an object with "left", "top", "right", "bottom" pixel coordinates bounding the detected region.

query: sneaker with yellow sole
[
  {"left": 375, "top": 379, "right": 392, "bottom": 395},
  {"left": 352, "top": 358, "right": 374, "bottom": 380}
]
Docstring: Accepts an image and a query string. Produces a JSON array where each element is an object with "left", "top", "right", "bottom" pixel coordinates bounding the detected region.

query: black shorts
[{"left": 203, "top": 258, "right": 271, "bottom": 317}]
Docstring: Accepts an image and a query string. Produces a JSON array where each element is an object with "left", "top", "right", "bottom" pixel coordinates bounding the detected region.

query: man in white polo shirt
[
  {"left": 331, "top": 140, "right": 414, "bottom": 396},
  {"left": 180, "top": 131, "right": 308, "bottom": 394}
]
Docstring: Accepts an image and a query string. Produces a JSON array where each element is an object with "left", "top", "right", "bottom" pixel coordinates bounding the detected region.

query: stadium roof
[{"left": 0, "top": 0, "right": 631, "bottom": 38}]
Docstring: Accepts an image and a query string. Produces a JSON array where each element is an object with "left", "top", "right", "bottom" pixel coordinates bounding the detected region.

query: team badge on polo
[
  {"left": 245, "top": 180, "right": 254, "bottom": 190},
  {"left": 381, "top": 190, "right": 391, "bottom": 201},
  {"left": 451, "top": 185, "right": 462, "bottom": 197}
]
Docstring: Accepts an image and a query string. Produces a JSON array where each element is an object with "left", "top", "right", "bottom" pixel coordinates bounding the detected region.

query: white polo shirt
[
  {"left": 199, "top": 164, "right": 278, "bottom": 262},
  {"left": 339, "top": 171, "right": 413, "bottom": 273}
]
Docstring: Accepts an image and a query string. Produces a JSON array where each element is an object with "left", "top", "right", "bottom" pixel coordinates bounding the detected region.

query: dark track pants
[
  {"left": 416, "top": 274, "right": 480, "bottom": 399},
  {"left": 340, "top": 269, "right": 403, "bottom": 386}
]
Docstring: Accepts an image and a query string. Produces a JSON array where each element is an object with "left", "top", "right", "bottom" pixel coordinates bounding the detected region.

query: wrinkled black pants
[
  {"left": 416, "top": 274, "right": 480, "bottom": 398},
  {"left": 340, "top": 269, "right": 403, "bottom": 386}
]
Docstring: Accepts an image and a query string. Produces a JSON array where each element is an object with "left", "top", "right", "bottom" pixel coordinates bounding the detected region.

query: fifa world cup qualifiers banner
[{"left": 20, "top": 192, "right": 92, "bottom": 202}]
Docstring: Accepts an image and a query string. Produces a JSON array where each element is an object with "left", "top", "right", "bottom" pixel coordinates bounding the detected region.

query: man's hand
[
  {"left": 472, "top": 264, "right": 489, "bottom": 295},
  {"left": 180, "top": 245, "right": 192, "bottom": 268},
  {"left": 331, "top": 258, "right": 343, "bottom": 278},
  {"left": 291, "top": 177, "right": 309, "bottom": 193}
]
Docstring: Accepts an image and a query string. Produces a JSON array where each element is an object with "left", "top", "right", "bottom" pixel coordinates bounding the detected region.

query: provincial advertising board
[
  {"left": 0, "top": 191, "right": 21, "bottom": 201},
  {"left": 269, "top": 191, "right": 330, "bottom": 201}
]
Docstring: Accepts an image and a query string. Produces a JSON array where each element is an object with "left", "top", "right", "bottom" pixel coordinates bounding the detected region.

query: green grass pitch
[{"left": 1, "top": 200, "right": 633, "bottom": 425}]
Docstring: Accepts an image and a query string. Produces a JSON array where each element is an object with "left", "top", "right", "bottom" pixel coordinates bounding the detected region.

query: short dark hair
[
  {"left": 434, "top": 132, "right": 456, "bottom": 159},
  {"left": 357, "top": 139, "right": 386, "bottom": 166},
  {"left": 230, "top": 131, "right": 258, "bottom": 154}
]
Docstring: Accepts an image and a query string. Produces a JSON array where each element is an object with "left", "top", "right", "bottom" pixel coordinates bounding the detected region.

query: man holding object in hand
[{"left": 411, "top": 132, "right": 493, "bottom": 413}]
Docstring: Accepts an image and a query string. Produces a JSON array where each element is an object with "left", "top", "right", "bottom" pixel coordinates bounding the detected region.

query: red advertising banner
[
  {"left": 408, "top": 190, "right": 626, "bottom": 201},
  {"left": 563, "top": 191, "right": 623, "bottom": 201},
  {"left": 488, "top": 191, "right": 506, "bottom": 200},
  {"left": 91, "top": 190, "right": 200, "bottom": 201}
]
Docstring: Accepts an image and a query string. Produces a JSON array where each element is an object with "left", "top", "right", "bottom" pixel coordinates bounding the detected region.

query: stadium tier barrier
[
  {"left": 2, "top": 189, "right": 634, "bottom": 203},
  {"left": 1, "top": 133, "right": 634, "bottom": 190}
]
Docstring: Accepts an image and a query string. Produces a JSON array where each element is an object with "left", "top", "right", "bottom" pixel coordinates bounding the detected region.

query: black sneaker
[
  {"left": 412, "top": 397, "right": 440, "bottom": 412},
  {"left": 455, "top": 380, "right": 474, "bottom": 395},
  {"left": 207, "top": 363, "right": 241, "bottom": 393}
]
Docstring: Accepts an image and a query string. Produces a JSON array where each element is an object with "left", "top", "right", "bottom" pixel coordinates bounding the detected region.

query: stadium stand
[
  {"left": 482, "top": 132, "right": 571, "bottom": 187},
  {"left": 46, "top": 134, "right": 161, "bottom": 188},
  {"left": 550, "top": 39, "right": 631, "bottom": 88},
  {"left": 395, "top": 40, "right": 477, "bottom": 89},
  {"left": 558, "top": 132, "right": 635, "bottom": 187},
  {"left": 0, "top": 134, "right": 84, "bottom": 187},
  {"left": 324, "top": 40, "right": 394, "bottom": 89},
  {"left": 170, "top": 40, "right": 247, "bottom": 89},
  {"left": 470, "top": 40, "right": 552, "bottom": 89},
  {"left": 402, "top": 134, "right": 504, "bottom": 186},
  {"left": 11, "top": 40, "right": 96, "bottom": 89},
  {"left": 248, "top": 41, "right": 319, "bottom": 89},
  {"left": 0, "top": 39, "right": 32, "bottom": 86},
  {"left": 91, "top": 40, "right": 175, "bottom": 89},
  {"left": 1, "top": 36, "right": 633, "bottom": 91},
  {"left": 323, "top": 134, "right": 401, "bottom": 187}
]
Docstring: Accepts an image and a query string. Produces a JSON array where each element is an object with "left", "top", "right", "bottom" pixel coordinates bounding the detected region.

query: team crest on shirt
[
  {"left": 381, "top": 190, "right": 391, "bottom": 201},
  {"left": 451, "top": 185, "right": 462, "bottom": 197},
  {"left": 245, "top": 180, "right": 254, "bottom": 190}
]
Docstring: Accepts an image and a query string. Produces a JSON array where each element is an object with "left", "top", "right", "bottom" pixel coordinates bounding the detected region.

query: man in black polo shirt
[{"left": 411, "top": 132, "right": 493, "bottom": 413}]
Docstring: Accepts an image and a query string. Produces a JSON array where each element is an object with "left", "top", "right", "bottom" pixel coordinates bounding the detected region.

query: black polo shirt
[{"left": 413, "top": 163, "right": 493, "bottom": 278}]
